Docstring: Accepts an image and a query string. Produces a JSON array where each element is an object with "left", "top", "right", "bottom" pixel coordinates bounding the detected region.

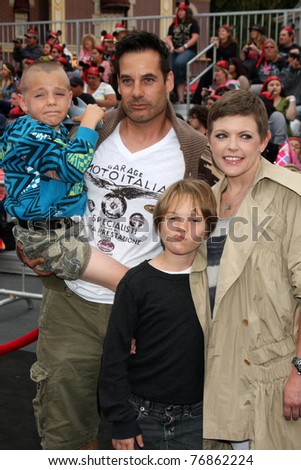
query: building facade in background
[{"left": 0, "top": 1, "right": 210, "bottom": 29}]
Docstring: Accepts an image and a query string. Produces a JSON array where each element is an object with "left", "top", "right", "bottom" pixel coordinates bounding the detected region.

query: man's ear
[{"left": 166, "top": 70, "right": 174, "bottom": 95}]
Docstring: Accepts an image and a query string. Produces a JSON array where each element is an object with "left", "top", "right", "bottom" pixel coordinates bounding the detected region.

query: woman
[
  {"left": 192, "top": 24, "right": 237, "bottom": 104},
  {"left": 0, "top": 62, "right": 18, "bottom": 117},
  {"left": 240, "top": 24, "right": 265, "bottom": 75},
  {"left": 41, "top": 41, "right": 54, "bottom": 61},
  {"left": 210, "top": 24, "right": 238, "bottom": 61},
  {"left": 90, "top": 46, "right": 110, "bottom": 83},
  {"left": 260, "top": 75, "right": 296, "bottom": 136},
  {"left": 83, "top": 65, "right": 117, "bottom": 109},
  {"left": 191, "top": 89, "right": 301, "bottom": 450},
  {"left": 201, "top": 61, "right": 239, "bottom": 102},
  {"left": 250, "top": 38, "right": 287, "bottom": 90},
  {"left": 77, "top": 33, "right": 97, "bottom": 65},
  {"left": 166, "top": 2, "right": 199, "bottom": 103}
]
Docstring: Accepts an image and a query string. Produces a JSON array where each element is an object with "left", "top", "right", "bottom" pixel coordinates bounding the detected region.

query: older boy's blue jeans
[{"left": 129, "top": 394, "right": 203, "bottom": 450}]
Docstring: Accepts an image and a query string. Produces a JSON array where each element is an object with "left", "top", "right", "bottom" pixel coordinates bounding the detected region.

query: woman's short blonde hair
[{"left": 207, "top": 89, "right": 269, "bottom": 141}]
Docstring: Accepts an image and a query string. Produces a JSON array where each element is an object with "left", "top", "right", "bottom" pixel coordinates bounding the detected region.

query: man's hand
[
  {"left": 112, "top": 434, "right": 144, "bottom": 450},
  {"left": 283, "top": 372, "right": 301, "bottom": 420},
  {"left": 16, "top": 241, "right": 52, "bottom": 277}
]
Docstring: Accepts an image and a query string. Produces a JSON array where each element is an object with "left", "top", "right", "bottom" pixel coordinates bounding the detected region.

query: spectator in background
[
  {"left": 7, "top": 90, "right": 25, "bottom": 121},
  {"left": 13, "top": 28, "right": 43, "bottom": 73},
  {"left": 250, "top": 38, "right": 287, "bottom": 92},
  {"left": 240, "top": 24, "right": 265, "bottom": 77},
  {"left": 83, "top": 66, "right": 117, "bottom": 109},
  {"left": 51, "top": 44, "right": 64, "bottom": 61},
  {"left": 0, "top": 63, "right": 18, "bottom": 117},
  {"left": 209, "top": 24, "right": 238, "bottom": 62},
  {"left": 0, "top": 114, "right": 7, "bottom": 136},
  {"left": 200, "top": 61, "right": 240, "bottom": 103},
  {"left": 280, "top": 47, "right": 301, "bottom": 128},
  {"left": 77, "top": 34, "right": 97, "bottom": 66},
  {"left": 47, "top": 31, "right": 60, "bottom": 45},
  {"left": 90, "top": 46, "right": 110, "bottom": 83},
  {"left": 12, "top": 38, "right": 24, "bottom": 77},
  {"left": 113, "top": 23, "right": 128, "bottom": 42},
  {"left": 47, "top": 30, "right": 73, "bottom": 64},
  {"left": 204, "top": 94, "right": 219, "bottom": 109},
  {"left": 278, "top": 26, "right": 299, "bottom": 61},
  {"left": 259, "top": 93, "right": 288, "bottom": 163},
  {"left": 69, "top": 76, "right": 97, "bottom": 105},
  {"left": 289, "top": 136, "right": 301, "bottom": 162},
  {"left": 56, "top": 56, "right": 74, "bottom": 76},
  {"left": 188, "top": 105, "right": 208, "bottom": 134},
  {"left": 228, "top": 57, "right": 250, "bottom": 90},
  {"left": 166, "top": 2, "right": 199, "bottom": 103},
  {"left": 41, "top": 41, "right": 54, "bottom": 61},
  {"left": 7, "top": 105, "right": 25, "bottom": 123},
  {"left": 192, "top": 24, "right": 237, "bottom": 104},
  {"left": 108, "top": 55, "right": 121, "bottom": 102},
  {"left": 21, "top": 59, "right": 35, "bottom": 73},
  {"left": 102, "top": 33, "right": 116, "bottom": 61},
  {"left": 260, "top": 75, "right": 296, "bottom": 136}
]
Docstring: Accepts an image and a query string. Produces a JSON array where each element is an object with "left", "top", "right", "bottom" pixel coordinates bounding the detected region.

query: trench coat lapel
[{"left": 213, "top": 160, "right": 277, "bottom": 314}]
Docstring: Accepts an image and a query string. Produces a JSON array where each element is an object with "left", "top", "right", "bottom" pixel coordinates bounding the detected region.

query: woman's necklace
[{"left": 221, "top": 184, "right": 253, "bottom": 215}]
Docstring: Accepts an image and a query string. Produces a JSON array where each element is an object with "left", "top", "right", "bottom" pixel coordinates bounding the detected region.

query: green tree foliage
[{"left": 211, "top": 0, "right": 298, "bottom": 12}]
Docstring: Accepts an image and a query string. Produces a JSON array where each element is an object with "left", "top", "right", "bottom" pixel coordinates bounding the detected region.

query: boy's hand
[
  {"left": 112, "top": 434, "right": 144, "bottom": 450},
  {"left": 16, "top": 241, "right": 52, "bottom": 277},
  {"left": 73, "top": 104, "right": 105, "bottom": 130}
]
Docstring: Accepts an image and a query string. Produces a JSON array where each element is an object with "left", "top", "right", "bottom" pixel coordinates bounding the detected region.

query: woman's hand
[
  {"left": 210, "top": 36, "right": 219, "bottom": 47},
  {"left": 283, "top": 372, "right": 301, "bottom": 420}
]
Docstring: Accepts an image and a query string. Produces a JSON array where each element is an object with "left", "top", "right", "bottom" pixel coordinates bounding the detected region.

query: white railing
[
  {"left": 1, "top": 8, "right": 300, "bottom": 63},
  {"left": 186, "top": 43, "right": 217, "bottom": 115}
]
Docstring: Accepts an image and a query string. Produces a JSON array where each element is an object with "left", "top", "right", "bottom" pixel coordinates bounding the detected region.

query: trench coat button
[
  {"left": 244, "top": 359, "right": 251, "bottom": 365},
  {"left": 242, "top": 319, "right": 248, "bottom": 326}
]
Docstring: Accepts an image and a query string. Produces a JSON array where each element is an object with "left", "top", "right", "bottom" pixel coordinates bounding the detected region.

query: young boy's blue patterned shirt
[{"left": 0, "top": 115, "right": 98, "bottom": 220}]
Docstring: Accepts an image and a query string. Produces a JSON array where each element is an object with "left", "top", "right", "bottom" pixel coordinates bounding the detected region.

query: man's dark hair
[{"left": 114, "top": 31, "right": 171, "bottom": 81}]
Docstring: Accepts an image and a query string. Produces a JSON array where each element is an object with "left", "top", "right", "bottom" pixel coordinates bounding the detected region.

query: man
[
  {"left": 278, "top": 26, "right": 300, "bottom": 61},
  {"left": 13, "top": 28, "right": 43, "bottom": 72},
  {"left": 280, "top": 47, "right": 301, "bottom": 122},
  {"left": 102, "top": 33, "right": 116, "bottom": 61},
  {"left": 23, "top": 31, "right": 220, "bottom": 450}
]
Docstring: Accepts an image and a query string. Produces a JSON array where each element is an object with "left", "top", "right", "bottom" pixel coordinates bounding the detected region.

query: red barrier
[{"left": 0, "top": 328, "right": 39, "bottom": 355}]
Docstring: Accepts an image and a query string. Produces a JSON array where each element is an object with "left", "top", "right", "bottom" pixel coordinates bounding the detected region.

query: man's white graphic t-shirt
[{"left": 66, "top": 124, "right": 185, "bottom": 303}]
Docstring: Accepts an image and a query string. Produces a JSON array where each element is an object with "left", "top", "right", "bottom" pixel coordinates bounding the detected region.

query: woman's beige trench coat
[{"left": 191, "top": 158, "right": 301, "bottom": 449}]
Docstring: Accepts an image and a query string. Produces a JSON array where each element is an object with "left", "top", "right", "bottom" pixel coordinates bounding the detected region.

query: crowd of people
[
  {"left": 0, "top": 22, "right": 130, "bottom": 132},
  {"left": 0, "top": 9, "right": 301, "bottom": 454}
]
